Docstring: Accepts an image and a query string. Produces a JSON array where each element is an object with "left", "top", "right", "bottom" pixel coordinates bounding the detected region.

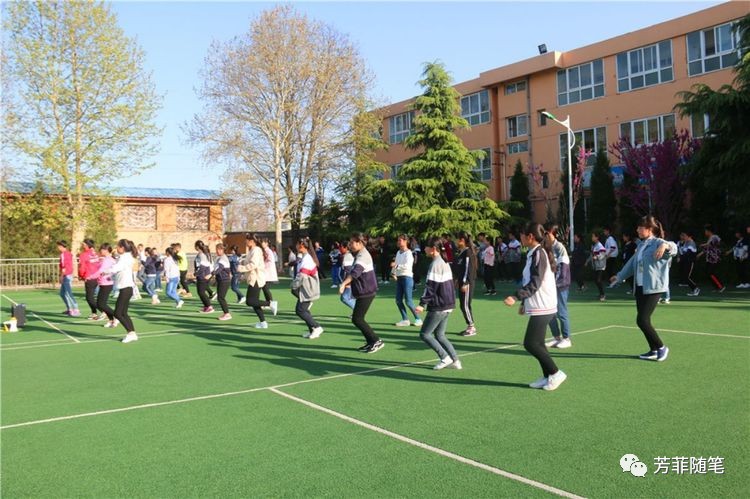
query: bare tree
[{"left": 184, "top": 5, "right": 373, "bottom": 250}]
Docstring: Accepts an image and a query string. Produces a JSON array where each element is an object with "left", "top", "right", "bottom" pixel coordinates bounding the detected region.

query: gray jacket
[
  {"left": 614, "top": 237, "right": 677, "bottom": 294},
  {"left": 291, "top": 272, "right": 320, "bottom": 302}
]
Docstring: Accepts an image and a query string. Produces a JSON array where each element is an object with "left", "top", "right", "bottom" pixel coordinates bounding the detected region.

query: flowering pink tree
[
  {"left": 610, "top": 130, "right": 701, "bottom": 234},
  {"left": 558, "top": 145, "right": 590, "bottom": 238}
]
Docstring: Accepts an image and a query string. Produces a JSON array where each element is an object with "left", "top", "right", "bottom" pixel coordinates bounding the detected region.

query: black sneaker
[
  {"left": 490, "top": 290, "right": 497, "bottom": 296},
  {"left": 357, "top": 343, "right": 371, "bottom": 352},
  {"left": 365, "top": 340, "right": 384, "bottom": 353},
  {"left": 638, "top": 350, "right": 658, "bottom": 360}
]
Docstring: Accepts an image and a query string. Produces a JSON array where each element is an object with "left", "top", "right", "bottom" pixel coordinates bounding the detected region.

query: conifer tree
[{"left": 509, "top": 160, "right": 531, "bottom": 221}]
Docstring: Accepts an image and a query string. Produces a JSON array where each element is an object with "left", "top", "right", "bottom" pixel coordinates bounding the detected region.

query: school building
[{"left": 375, "top": 1, "right": 749, "bottom": 222}]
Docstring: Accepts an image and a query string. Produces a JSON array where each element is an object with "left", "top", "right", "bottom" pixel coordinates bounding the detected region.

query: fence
[{"left": 0, "top": 258, "right": 59, "bottom": 289}]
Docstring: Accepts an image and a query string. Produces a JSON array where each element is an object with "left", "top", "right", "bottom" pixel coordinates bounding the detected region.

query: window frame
[
  {"left": 507, "top": 140, "right": 529, "bottom": 155},
  {"left": 473, "top": 147, "right": 493, "bottom": 181},
  {"left": 557, "top": 59, "right": 605, "bottom": 106},
  {"left": 388, "top": 111, "right": 414, "bottom": 144},
  {"left": 616, "top": 40, "right": 674, "bottom": 92},
  {"left": 559, "top": 126, "right": 607, "bottom": 170},
  {"left": 507, "top": 114, "right": 529, "bottom": 139},
  {"left": 504, "top": 80, "right": 527, "bottom": 95},
  {"left": 460, "top": 90, "right": 491, "bottom": 126},
  {"left": 687, "top": 21, "right": 742, "bottom": 77},
  {"left": 619, "top": 114, "right": 677, "bottom": 146}
]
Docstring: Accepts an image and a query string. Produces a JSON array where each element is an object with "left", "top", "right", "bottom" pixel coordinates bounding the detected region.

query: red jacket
[
  {"left": 78, "top": 248, "right": 101, "bottom": 280},
  {"left": 59, "top": 251, "right": 74, "bottom": 276}
]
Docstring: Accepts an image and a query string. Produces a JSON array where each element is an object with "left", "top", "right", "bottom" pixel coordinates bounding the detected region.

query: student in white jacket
[
  {"left": 109, "top": 239, "right": 140, "bottom": 344},
  {"left": 244, "top": 234, "right": 270, "bottom": 328},
  {"left": 391, "top": 234, "right": 422, "bottom": 327},
  {"left": 504, "top": 223, "right": 566, "bottom": 391}
]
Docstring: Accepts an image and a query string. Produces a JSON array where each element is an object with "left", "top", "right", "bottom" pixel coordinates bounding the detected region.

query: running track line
[
  {"left": 2, "top": 294, "right": 80, "bottom": 343},
  {"left": 269, "top": 388, "right": 585, "bottom": 499},
  {"left": 614, "top": 325, "right": 749, "bottom": 340},
  {"left": 0, "top": 326, "right": 614, "bottom": 430}
]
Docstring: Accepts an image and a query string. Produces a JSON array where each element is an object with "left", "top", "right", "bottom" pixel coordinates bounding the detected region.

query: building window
[
  {"left": 687, "top": 21, "right": 742, "bottom": 76},
  {"left": 120, "top": 205, "right": 156, "bottom": 230},
  {"left": 473, "top": 148, "right": 492, "bottom": 181},
  {"left": 691, "top": 114, "right": 710, "bottom": 138},
  {"left": 390, "top": 163, "right": 403, "bottom": 179},
  {"left": 460, "top": 90, "right": 490, "bottom": 126},
  {"left": 619, "top": 114, "right": 676, "bottom": 146},
  {"left": 616, "top": 40, "right": 673, "bottom": 92},
  {"left": 176, "top": 206, "right": 209, "bottom": 231},
  {"left": 388, "top": 111, "right": 414, "bottom": 144},
  {"left": 507, "top": 141, "right": 529, "bottom": 155},
  {"left": 507, "top": 115, "right": 528, "bottom": 138},
  {"left": 504, "top": 80, "right": 527, "bottom": 95},
  {"left": 557, "top": 59, "right": 604, "bottom": 106},
  {"left": 541, "top": 172, "right": 549, "bottom": 189},
  {"left": 559, "top": 126, "right": 607, "bottom": 169}
]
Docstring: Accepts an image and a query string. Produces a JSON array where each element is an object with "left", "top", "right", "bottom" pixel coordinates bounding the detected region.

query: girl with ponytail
[
  {"left": 293, "top": 238, "right": 323, "bottom": 339},
  {"left": 504, "top": 223, "right": 566, "bottom": 391},
  {"left": 194, "top": 240, "right": 214, "bottom": 313},
  {"left": 454, "top": 231, "right": 478, "bottom": 336},
  {"left": 109, "top": 239, "right": 139, "bottom": 343},
  {"left": 244, "top": 233, "right": 271, "bottom": 328}
]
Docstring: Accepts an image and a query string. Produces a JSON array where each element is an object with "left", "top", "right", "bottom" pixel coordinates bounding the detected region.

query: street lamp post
[{"left": 542, "top": 112, "right": 576, "bottom": 251}]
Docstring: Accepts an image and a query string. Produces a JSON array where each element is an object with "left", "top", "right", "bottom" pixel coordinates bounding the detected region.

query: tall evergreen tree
[
  {"left": 509, "top": 160, "right": 531, "bottom": 221},
  {"left": 375, "top": 62, "right": 505, "bottom": 237},
  {"left": 589, "top": 150, "right": 616, "bottom": 230}
]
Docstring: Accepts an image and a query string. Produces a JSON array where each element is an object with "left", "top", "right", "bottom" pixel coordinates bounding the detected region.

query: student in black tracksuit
[{"left": 454, "top": 231, "right": 478, "bottom": 337}]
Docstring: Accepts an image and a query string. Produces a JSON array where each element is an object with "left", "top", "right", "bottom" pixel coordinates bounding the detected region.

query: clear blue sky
[{"left": 109, "top": 0, "right": 722, "bottom": 192}]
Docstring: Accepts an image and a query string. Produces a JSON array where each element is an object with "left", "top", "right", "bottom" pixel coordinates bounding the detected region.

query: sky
[{"left": 106, "top": 0, "right": 722, "bottom": 192}]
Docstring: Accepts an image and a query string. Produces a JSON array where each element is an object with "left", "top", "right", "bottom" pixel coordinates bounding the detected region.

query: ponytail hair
[
  {"left": 456, "top": 230, "right": 477, "bottom": 277},
  {"left": 83, "top": 238, "right": 96, "bottom": 249},
  {"left": 297, "top": 237, "right": 319, "bottom": 267},
  {"left": 245, "top": 233, "right": 261, "bottom": 246},
  {"left": 260, "top": 237, "right": 271, "bottom": 262},
  {"left": 117, "top": 239, "right": 138, "bottom": 258},
  {"left": 99, "top": 243, "right": 112, "bottom": 253},
  {"left": 425, "top": 236, "right": 446, "bottom": 259},
  {"left": 194, "top": 239, "right": 211, "bottom": 260},
  {"left": 165, "top": 246, "right": 180, "bottom": 262},
  {"left": 638, "top": 216, "right": 663, "bottom": 238},
  {"left": 350, "top": 232, "right": 366, "bottom": 244},
  {"left": 522, "top": 222, "right": 557, "bottom": 272}
]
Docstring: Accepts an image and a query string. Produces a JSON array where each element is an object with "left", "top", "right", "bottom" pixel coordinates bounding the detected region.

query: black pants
[
  {"left": 262, "top": 282, "right": 274, "bottom": 302},
  {"left": 216, "top": 279, "right": 230, "bottom": 314},
  {"left": 635, "top": 286, "right": 664, "bottom": 351},
  {"left": 246, "top": 283, "right": 268, "bottom": 321},
  {"left": 379, "top": 259, "right": 389, "bottom": 282},
  {"left": 97, "top": 284, "right": 115, "bottom": 321},
  {"left": 680, "top": 260, "right": 698, "bottom": 291},
  {"left": 296, "top": 300, "right": 320, "bottom": 331},
  {"left": 179, "top": 270, "right": 190, "bottom": 293},
  {"left": 605, "top": 257, "right": 618, "bottom": 279},
  {"left": 594, "top": 270, "right": 605, "bottom": 297},
  {"left": 572, "top": 264, "right": 585, "bottom": 289},
  {"left": 197, "top": 279, "right": 212, "bottom": 307},
  {"left": 114, "top": 287, "right": 135, "bottom": 332},
  {"left": 735, "top": 259, "right": 749, "bottom": 284},
  {"left": 509, "top": 262, "right": 522, "bottom": 282},
  {"left": 458, "top": 283, "right": 474, "bottom": 326},
  {"left": 85, "top": 279, "right": 98, "bottom": 314},
  {"left": 352, "top": 294, "right": 378, "bottom": 345},
  {"left": 483, "top": 265, "right": 495, "bottom": 292},
  {"left": 523, "top": 314, "right": 559, "bottom": 377}
]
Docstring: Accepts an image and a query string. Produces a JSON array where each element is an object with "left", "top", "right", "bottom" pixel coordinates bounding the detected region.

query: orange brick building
[{"left": 376, "top": 2, "right": 749, "bottom": 222}]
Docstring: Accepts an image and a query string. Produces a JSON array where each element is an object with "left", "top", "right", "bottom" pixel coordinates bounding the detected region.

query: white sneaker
[
  {"left": 331, "top": 284, "right": 338, "bottom": 288},
  {"left": 448, "top": 359, "right": 463, "bottom": 370},
  {"left": 103, "top": 320, "right": 116, "bottom": 328},
  {"left": 151, "top": 297, "right": 160, "bottom": 305},
  {"left": 529, "top": 376, "right": 548, "bottom": 389},
  {"left": 545, "top": 338, "right": 560, "bottom": 347},
  {"left": 309, "top": 326, "right": 324, "bottom": 339},
  {"left": 687, "top": 288, "right": 701, "bottom": 296},
  {"left": 395, "top": 320, "right": 410, "bottom": 327},
  {"left": 255, "top": 321, "right": 268, "bottom": 329},
  {"left": 270, "top": 301, "right": 278, "bottom": 316},
  {"left": 414, "top": 319, "right": 423, "bottom": 327},
  {"left": 543, "top": 370, "right": 567, "bottom": 391},
  {"left": 433, "top": 357, "right": 454, "bottom": 370},
  {"left": 237, "top": 297, "right": 245, "bottom": 304},
  {"left": 121, "top": 331, "right": 138, "bottom": 344},
  {"left": 176, "top": 300, "right": 184, "bottom": 309},
  {"left": 555, "top": 338, "right": 572, "bottom": 349}
]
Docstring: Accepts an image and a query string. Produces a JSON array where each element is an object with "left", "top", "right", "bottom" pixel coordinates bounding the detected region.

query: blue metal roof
[{"left": 2, "top": 181, "right": 223, "bottom": 201}]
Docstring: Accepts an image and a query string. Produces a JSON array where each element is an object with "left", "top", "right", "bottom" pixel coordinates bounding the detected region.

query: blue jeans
[
  {"left": 331, "top": 265, "right": 342, "bottom": 285},
  {"left": 166, "top": 277, "right": 181, "bottom": 303},
  {"left": 231, "top": 274, "right": 244, "bottom": 300},
  {"left": 155, "top": 270, "right": 163, "bottom": 290},
  {"left": 59, "top": 275, "right": 78, "bottom": 311},
  {"left": 144, "top": 274, "right": 157, "bottom": 297},
  {"left": 420, "top": 310, "right": 458, "bottom": 360},
  {"left": 396, "top": 276, "right": 420, "bottom": 321},
  {"left": 340, "top": 287, "right": 356, "bottom": 310},
  {"left": 549, "top": 288, "right": 570, "bottom": 338}
]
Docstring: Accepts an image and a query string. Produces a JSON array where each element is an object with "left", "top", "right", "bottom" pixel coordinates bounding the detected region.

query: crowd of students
[{"left": 55, "top": 219, "right": 748, "bottom": 391}]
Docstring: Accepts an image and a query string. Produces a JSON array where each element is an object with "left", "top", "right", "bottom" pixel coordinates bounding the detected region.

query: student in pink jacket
[
  {"left": 57, "top": 240, "right": 80, "bottom": 316},
  {"left": 88, "top": 244, "right": 117, "bottom": 327}
]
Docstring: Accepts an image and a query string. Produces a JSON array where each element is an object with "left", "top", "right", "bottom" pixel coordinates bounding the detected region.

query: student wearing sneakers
[
  {"left": 679, "top": 231, "right": 700, "bottom": 296},
  {"left": 339, "top": 242, "right": 356, "bottom": 310},
  {"left": 544, "top": 225, "right": 572, "bottom": 349},
  {"left": 228, "top": 245, "right": 245, "bottom": 304},
  {"left": 243, "top": 233, "right": 271, "bottom": 328},
  {"left": 697, "top": 224, "right": 725, "bottom": 292},
  {"left": 143, "top": 248, "right": 161, "bottom": 305},
  {"left": 729, "top": 228, "right": 749, "bottom": 288},
  {"left": 260, "top": 238, "right": 279, "bottom": 315},
  {"left": 621, "top": 232, "right": 637, "bottom": 293},
  {"left": 610, "top": 216, "right": 676, "bottom": 362},
  {"left": 162, "top": 247, "right": 184, "bottom": 309},
  {"left": 109, "top": 239, "right": 140, "bottom": 343},
  {"left": 503, "top": 223, "right": 566, "bottom": 391},
  {"left": 571, "top": 233, "right": 587, "bottom": 292},
  {"left": 415, "top": 237, "right": 462, "bottom": 370},
  {"left": 391, "top": 234, "right": 422, "bottom": 327},
  {"left": 478, "top": 233, "right": 496, "bottom": 295},
  {"left": 588, "top": 232, "right": 607, "bottom": 301},
  {"left": 603, "top": 227, "right": 619, "bottom": 279},
  {"left": 89, "top": 244, "right": 117, "bottom": 327},
  {"left": 505, "top": 232, "right": 522, "bottom": 284},
  {"left": 78, "top": 239, "right": 102, "bottom": 320},
  {"left": 293, "top": 238, "right": 323, "bottom": 339},
  {"left": 212, "top": 244, "right": 233, "bottom": 321},
  {"left": 57, "top": 240, "right": 80, "bottom": 316},
  {"left": 454, "top": 231, "right": 478, "bottom": 336},
  {"left": 339, "top": 233, "right": 383, "bottom": 353},
  {"left": 174, "top": 242, "right": 191, "bottom": 297},
  {"left": 194, "top": 240, "right": 214, "bottom": 313}
]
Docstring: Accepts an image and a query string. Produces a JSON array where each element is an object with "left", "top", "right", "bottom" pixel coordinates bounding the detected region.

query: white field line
[
  {"left": 269, "top": 388, "right": 585, "bottom": 499},
  {"left": 613, "top": 325, "right": 749, "bottom": 339},
  {"left": 0, "top": 326, "right": 614, "bottom": 430},
  {"left": 2, "top": 293, "right": 80, "bottom": 344}
]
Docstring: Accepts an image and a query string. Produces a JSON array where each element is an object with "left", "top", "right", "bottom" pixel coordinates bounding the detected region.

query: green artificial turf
[{"left": 1, "top": 281, "right": 748, "bottom": 497}]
